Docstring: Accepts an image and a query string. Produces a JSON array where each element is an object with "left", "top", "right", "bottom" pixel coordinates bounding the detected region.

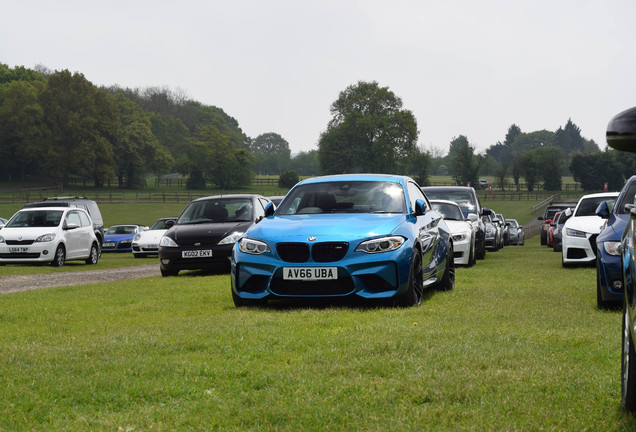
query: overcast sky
[{"left": 2, "top": 0, "right": 636, "bottom": 155}]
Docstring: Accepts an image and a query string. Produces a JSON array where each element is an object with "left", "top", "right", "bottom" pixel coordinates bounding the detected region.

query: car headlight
[
  {"left": 603, "top": 241, "right": 623, "bottom": 256},
  {"left": 160, "top": 236, "right": 178, "bottom": 247},
  {"left": 133, "top": 234, "right": 141, "bottom": 241},
  {"left": 565, "top": 228, "right": 587, "bottom": 238},
  {"left": 0, "top": 235, "right": 4, "bottom": 243},
  {"left": 452, "top": 233, "right": 468, "bottom": 242},
  {"left": 219, "top": 232, "right": 243, "bottom": 245},
  {"left": 238, "top": 238, "right": 270, "bottom": 254},
  {"left": 35, "top": 233, "right": 56, "bottom": 242},
  {"left": 356, "top": 236, "right": 405, "bottom": 253}
]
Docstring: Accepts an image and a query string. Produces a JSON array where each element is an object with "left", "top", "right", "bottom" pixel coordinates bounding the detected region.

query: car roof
[
  {"left": 421, "top": 185, "right": 477, "bottom": 192},
  {"left": 190, "top": 194, "right": 264, "bottom": 203},
  {"left": 297, "top": 174, "right": 413, "bottom": 185},
  {"left": 429, "top": 199, "right": 461, "bottom": 208}
]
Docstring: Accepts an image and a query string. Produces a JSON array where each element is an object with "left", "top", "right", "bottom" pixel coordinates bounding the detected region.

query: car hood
[
  {"left": 247, "top": 214, "right": 406, "bottom": 242},
  {"left": 0, "top": 226, "right": 60, "bottom": 241},
  {"left": 136, "top": 229, "right": 167, "bottom": 243},
  {"left": 565, "top": 215, "right": 606, "bottom": 234},
  {"left": 104, "top": 233, "right": 135, "bottom": 241},
  {"left": 444, "top": 220, "right": 472, "bottom": 235},
  {"left": 167, "top": 221, "right": 253, "bottom": 246}
]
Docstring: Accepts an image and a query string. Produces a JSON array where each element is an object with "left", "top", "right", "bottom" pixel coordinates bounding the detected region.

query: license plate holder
[
  {"left": 283, "top": 267, "right": 338, "bottom": 280},
  {"left": 182, "top": 250, "right": 212, "bottom": 258}
]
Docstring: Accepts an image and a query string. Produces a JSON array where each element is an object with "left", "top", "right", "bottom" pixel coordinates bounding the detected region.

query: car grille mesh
[
  {"left": 276, "top": 243, "right": 310, "bottom": 262},
  {"left": 276, "top": 242, "right": 349, "bottom": 263}
]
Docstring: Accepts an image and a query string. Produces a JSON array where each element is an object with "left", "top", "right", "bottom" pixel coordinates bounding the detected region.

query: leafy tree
[
  {"left": 318, "top": 81, "right": 418, "bottom": 174},
  {"left": 0, "top": 80, "right": 48, "bottom": 181},
  {"left": 448, "top": 135, "right": 484, "bottom": 187},
  {"left": 250, "top": 132, "right": 291, "bottom": 175},
  {"left": 570, "top": 150, "right": 625, "bottom": 191},
  {"left": 408, "top": 146, "right": 432, "bottom": 186},
  {"left": 521, "top": 151, "right": 541, "bottom": 192},
  {"left": 38, "top": 70, "right": 119, "bottom": 186},
  {"left": 186, "top": 124, "right": 254, "bottom": 189},
  {"left": 555, "top": 119, "right": 585, "bottom": 157},
  {"left": 534, "top": 146, "right": 564, "bottom": 191},
  {"left": 111, "top": 93, "right": 174, "bottom": 188},
  {"left": 290, "top": 150, "right": 319, "bottom": 176},
  {"left": 0, "top": 63, "right": 45, "bottom": 85},
  {"left": 278, "top": 170, "right": 299, "bottom": 188}
]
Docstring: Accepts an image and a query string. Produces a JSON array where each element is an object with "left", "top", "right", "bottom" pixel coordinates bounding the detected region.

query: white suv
[
  {"left": 561, "top": 192, "right": 619, "bottom": 267},
  {"left": 0, "top": 207, "right": 99, "bottom": 267}
]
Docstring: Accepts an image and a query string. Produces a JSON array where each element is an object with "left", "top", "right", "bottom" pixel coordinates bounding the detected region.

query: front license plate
[
  {"left": 9, "top": 247, "right": 29, "bottom": 253},
  {"left": 103, "top": 242, "right": 116, "bottom": 248},
  {"left": 182, "top": 250, "right": 212, "bottom": 258},
  {"left": 283, "top": 267, "right": 338, "bottom": 280}
]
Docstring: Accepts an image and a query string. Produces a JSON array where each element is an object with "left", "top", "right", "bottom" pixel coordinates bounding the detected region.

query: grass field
[{"left": 1, "top": 236, "right": 635, "bottom": 430}]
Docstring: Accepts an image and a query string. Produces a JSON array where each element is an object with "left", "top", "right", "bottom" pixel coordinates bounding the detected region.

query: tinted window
[
  {"left": 431, "top": 202, "right": 463, "bottom": 220},
  {"left": 576, "top": 196, "right": 616, "bottom": 217},
  {"left": 423, "top": 189, "right": 477, "bottom": 217},
  {"left": 277, "top": 181, "right": 405, "bottom": 215},
  {"left": 179, "top": 198, "right": 254, "bottom": 223}
]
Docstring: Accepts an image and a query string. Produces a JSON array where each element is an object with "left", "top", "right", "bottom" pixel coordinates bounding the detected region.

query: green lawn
[{"left": 0, "top": 238, "right": 634, "bottom": 430}]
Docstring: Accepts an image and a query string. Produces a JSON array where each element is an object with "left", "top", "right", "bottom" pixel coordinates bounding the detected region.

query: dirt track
[{"left": 0, "top": 264, "right": 160, "bottom": 295}]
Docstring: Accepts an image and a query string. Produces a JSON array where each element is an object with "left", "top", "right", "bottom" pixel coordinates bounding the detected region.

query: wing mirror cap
[{"left": 607, "top": 106, "right": 636, "bottom": 152}]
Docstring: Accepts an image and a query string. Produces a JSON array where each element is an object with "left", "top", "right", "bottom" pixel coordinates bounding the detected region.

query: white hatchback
[
  {"left": 0, "top": 207, "right": 99, "bottom": 267},
  {"left": 561, "top": 192, "right": 619, "bottom": 267}
]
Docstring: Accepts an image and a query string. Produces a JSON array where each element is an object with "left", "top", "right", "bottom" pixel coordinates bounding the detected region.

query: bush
[{"left": 278, "top": 171, "right": 299, "bottom": 189}]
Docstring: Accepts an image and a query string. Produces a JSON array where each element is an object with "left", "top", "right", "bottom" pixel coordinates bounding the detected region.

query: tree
[
  {"left": 278, "top": 170, "right": 299, "bottom": 188},
  {"left": 408, "top": 146, "right": 432, "bottom": 186},
  {"left": 112, "top": 93, "right": 174, "bottom": 188},
  {"left": 318, "top": 81, "right": 418, "bottom": 174},
  {"left": 534, "top": 146, "right": 564, "bottom": 191},
  {"left": 250, "top": 132, "right": 291, "bottom": 175},
  {"left": 38, "top": 70, "right": 119, "bottom": 186},
  {"left": 448, "top": 135, "right": 484, "bottom": 187},
  {"left": 186, "top": 124, "right": 254, "bottom": 189},
  {"left": 0, "top": 80, "right": 48, "bottom": 181},
  {"left": 290, "top": 150, "right": 319, "bottom": 176},
  {"left": 570, "top": 150, "right": 625, "bottom": 192},
  {"left": 555, "top": 119, "right": 585, "bottom": 157}
]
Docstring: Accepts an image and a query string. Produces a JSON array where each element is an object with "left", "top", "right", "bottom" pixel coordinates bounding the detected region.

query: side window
[
  {"left": 78, "top": 211, "right": 91, "bottom": 227},
  {"left": 66, "top": 211, "right": 82, "bottom": 227},
  {"left": 406, "top": 182, "right": 427, "bottom": 213}
]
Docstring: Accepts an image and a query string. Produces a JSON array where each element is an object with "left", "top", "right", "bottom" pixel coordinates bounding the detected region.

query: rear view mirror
[{"left": 607, "top": 106, "right": 636, "bottom": 152}]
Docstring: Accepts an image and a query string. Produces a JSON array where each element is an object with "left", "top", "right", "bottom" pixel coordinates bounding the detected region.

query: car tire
[
  {"left": 623, "top": 302, "right": 636, "bottom": 412},
  {"left": 437, "top": 243, "right": 455, "bottom": 292},
  {"left": 396, "top": 248, "right": 423, "bottom": 307},
  {"left": 596, "top": 273, "right": 610, "bottom": 310},
  {"left": 85, "top": 243, "right": 99, "bottom": 265},
  {"left": 51, "top": 244, "right": 65, "bottom": 267},
  {"left": 160, "top": 268, "right": 179, "bottom": 277}
]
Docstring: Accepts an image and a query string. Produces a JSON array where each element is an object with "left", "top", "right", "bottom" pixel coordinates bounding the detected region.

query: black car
[
  {"left": 538, "top": 203, "right": 572, "bottom": 245},
  {"left": 22, "top": 197, "right": 105, "bottom": 252},
  {"left": 158, "top": 194, "right": 271, "bottom": 276},
  {"left": 422, "top": 186, "right": 489, "bottom": 260}
]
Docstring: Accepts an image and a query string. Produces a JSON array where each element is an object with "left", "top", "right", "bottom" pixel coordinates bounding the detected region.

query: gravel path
[{"left": 0, "top": 264, "right": 161, "bottom": 295}]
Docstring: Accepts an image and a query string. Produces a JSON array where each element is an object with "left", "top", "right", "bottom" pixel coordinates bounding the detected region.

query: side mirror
[
  {"left": 607, "top": 106, "right": 636, "bottom": 152},
  {"left": 165, "top": 220, "right": 175, "bottom": 229},
  {"left": 264, "top": 202, "right": 275, "bottom": 218},
  {"left": 65, "top": 223, "right": 79, "bottom": 230},
  {"left": 564, "top": 208, "right": 573, "bottom": 217},
  {"left": 481, "top": 207, "right": 492, "bottom": 216},
  {"left": 595, "top": 201, "right": 611, "bottom": 219},
  {"left": 414, "top": 199, "right": 426, "bottom": 216},
  {"left": 538, "top": 216, "right": 544, "bottom": 221},
  {"left": 143, "top": 226, "right": 149, "bottom": 231},
  {"left": 467, "top": 213, "right": 478, "bottom": 222}
]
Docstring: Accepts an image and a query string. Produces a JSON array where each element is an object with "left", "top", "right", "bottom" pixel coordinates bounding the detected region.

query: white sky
[{"left": 2, "top": 0, "right": 636, "bottom": 155}]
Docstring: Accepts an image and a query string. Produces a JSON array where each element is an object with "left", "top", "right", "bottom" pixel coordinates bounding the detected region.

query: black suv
[{"left": 22, "top": 197, "right": 105, "bottom": 251}]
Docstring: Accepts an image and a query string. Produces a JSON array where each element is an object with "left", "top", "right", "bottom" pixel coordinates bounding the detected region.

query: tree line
[{"left": 1, "top": 64, "right": 629, "bottom": 192}]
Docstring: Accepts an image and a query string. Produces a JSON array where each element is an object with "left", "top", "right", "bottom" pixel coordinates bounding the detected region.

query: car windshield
[
  {"left": 178, "top": 198, "right": 253, "bottom": 224},
  {"left": 431, "top": 202, "right": 463, "bottom": 221},
  {"left": 150, "top": 219, "right": 173, "bottom": 230},
  {"left": 576, "top": 196, "right": 616, "bottom": 217},
  {"left": 508, "top": 220, "right": 519, "bottom": 228},
  {"left": 423, "top": 190, "right": 476, "bottom": 217},
  {"left": 7, "top": 210, "right": 63, "bottom": 228},
  {"left": 277, "top": 181, "right": 405, "bottom": 215},
  {"left": 107, "top": 225, "right": 138, "bottom": 235}
]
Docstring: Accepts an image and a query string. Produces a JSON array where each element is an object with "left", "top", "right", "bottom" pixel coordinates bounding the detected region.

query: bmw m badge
[{"left": 308, "top": 236, "right": 317, "bottom": 242}]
